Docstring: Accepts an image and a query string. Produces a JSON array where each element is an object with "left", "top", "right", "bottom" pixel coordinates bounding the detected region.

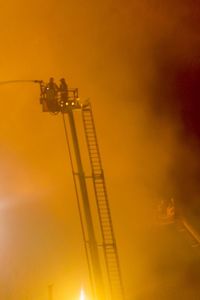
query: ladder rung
[
  {"left": 85, "top": 132, "right": 94, "bottom": 135},
  {"left": 101, "top": 217, "right": 111, "bottom": 221},
  {"left": 99, "top": 209, "right": 109, "bottom": 213},
  {"left": 107, "top": 258, "right": 118, "bottom": 262},
  {"left": 91, "top": 157, "right": 100, "bottom": 160},
  {"left": 94, "top": 180, "right": 104, "bottom": 183},
  {"left": 84, "top": 123, "right": 93, "bottom": 126},
  {"left": 86, "top": 137, "right": 96, "bottom": 140},
  {"left": 83, "top": 119, "right": 93, "bottom": 122},
  {"left": 99, "top": 209, "right": 109, "bottom": 212},
  {"left": 95, "top": 184, "right": 104, "bottom": 187},
  {"left": 83, "top": 113, "right": 92, "bottom": 116},
  {"left": 105, "top": 243, "right": 115, "bottom": 247},
  {"left": 97, "top": 200, "right": 107, "bottom": 203},
  {"left": 101, "top": 220, "right": 112, "bottom": 224},
  {"left": 94, "top": 179, "right": 104, "bottom": 182},
  {"left": 102, "top": 232, "right": 113, "bottom": 236},
  {"left": 101, "top": 218, "right": 111, "bottom": 228},
  {"left": 83, "top": 114, "right": 92, "bottom": 117},
  {"left": 99, "top": 206, "right": 109, "bottom": 210},
  {"left": 101, "top": 222, "right": 112, "bottom": 230},
  {"left": 102, "top": 223, "right": 112, "bottom": 227},
  {"left": 87, "top": 141, "right": 97, "bottom": 144},
  {"left": 98, "top": 203, "right": 108, "bottom": 206},
  {"left": 101, "top": 216, "right": 111, "bottom": 220},
  {"left": 101, "top": 218, "right": 111, "bottom": 221},
  {"left": 96, "top": 197, "right": 107, "bottom": 201},
  {"left": 87, "top": 139, "right": 97, "bottom": 142},
  {"left": 102, "top": 231, "right": 112, "bottom": 234}
]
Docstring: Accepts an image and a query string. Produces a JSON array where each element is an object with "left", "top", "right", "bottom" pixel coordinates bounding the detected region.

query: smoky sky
[
  {"left": 0, "top": 1, "right": 200, "bottom": 299},
  {"left": 147, "top": 2, "right": 200, "bottom": 209}
]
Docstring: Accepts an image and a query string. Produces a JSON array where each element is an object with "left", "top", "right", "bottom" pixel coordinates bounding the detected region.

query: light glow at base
[{"left": 80, "top": 288, "right": 86, "bottom": 300}]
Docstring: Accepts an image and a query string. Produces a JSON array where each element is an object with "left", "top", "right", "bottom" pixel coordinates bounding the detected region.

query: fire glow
[{"left": 80, "top": 288, "right": 86, "bottom": 300}]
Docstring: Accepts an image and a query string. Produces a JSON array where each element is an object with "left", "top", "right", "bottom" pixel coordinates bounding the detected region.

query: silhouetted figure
[
  {"left": 59, "top": 78, "right": 68, "bottom": 104},
  {"left": 45, "top": 77, "right": 59, "bottom": 111},
  {"left": 166, "top": 198, "right": 175, "bottom": 220}
]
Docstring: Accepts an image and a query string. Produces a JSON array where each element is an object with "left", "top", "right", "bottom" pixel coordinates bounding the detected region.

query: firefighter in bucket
[{"left": 40, "top": 78, "right": 59, "bottom": 112}]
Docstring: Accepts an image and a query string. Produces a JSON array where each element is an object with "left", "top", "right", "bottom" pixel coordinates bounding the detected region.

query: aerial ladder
[{"left": 39, "top": 78, "right": 125, "bottom": 300}]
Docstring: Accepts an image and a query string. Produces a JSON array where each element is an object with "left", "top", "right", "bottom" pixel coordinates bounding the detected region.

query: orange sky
[{"left": 0, "top": 1, "right": 200, "bottom": 299}]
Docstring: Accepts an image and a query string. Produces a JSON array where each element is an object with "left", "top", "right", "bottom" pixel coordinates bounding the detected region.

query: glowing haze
[{"left": 0, "top": 1, "right": 200, "bottom": 299}]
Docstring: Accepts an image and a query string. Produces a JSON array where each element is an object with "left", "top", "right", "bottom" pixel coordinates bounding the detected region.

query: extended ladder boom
[{"left": 39, "top": 79, "right": 125, "bottom": 300}]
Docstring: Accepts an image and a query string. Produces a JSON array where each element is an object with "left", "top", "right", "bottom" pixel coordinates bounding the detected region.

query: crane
[{"left": 38, "top": 78, "right": 125, "bottom": 300}]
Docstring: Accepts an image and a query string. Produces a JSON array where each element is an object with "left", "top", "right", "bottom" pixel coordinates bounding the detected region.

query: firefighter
[
  {"left": 59, "top": 78, "right": 68, "bottom": 105},
  {"left": 166, "top": 198, "right": 175, "bottom": 220},
  {"left": 45, "top": 77, "right": 59, "bottom": 111}
]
